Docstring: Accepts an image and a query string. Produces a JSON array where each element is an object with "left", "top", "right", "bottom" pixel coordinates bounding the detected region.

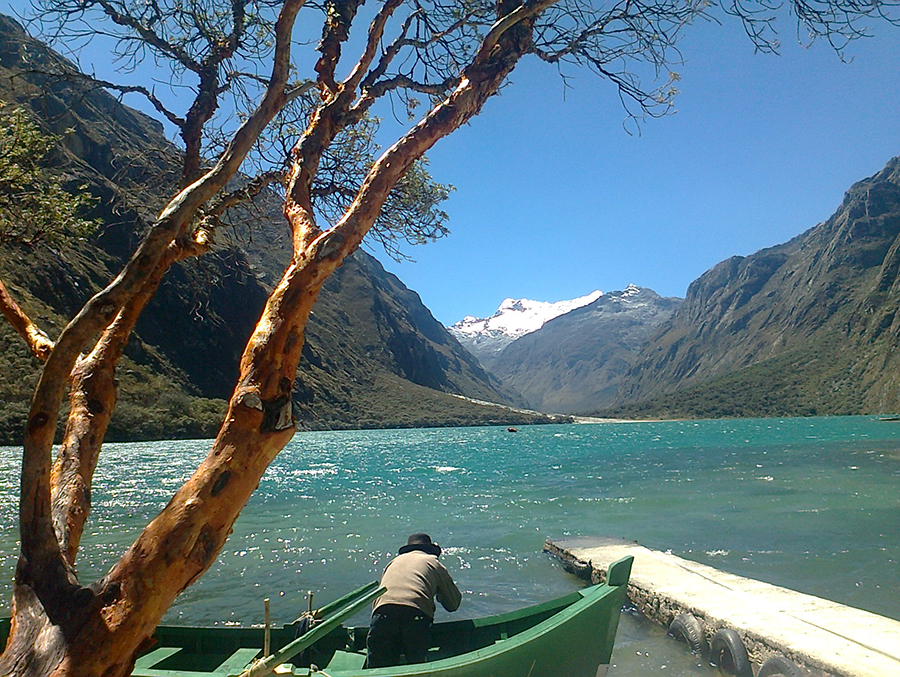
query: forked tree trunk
[{"left": 0, "top": 1, "right": 545, "bottom": 673}]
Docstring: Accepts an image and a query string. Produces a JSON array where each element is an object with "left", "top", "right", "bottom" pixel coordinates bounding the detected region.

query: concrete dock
[{"left": 544, "top": 537, "right": 900, "bottom": 677}]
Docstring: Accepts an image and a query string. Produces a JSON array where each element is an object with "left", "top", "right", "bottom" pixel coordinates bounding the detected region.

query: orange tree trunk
[{"left": 0, "top": 1, "right": 549, "bottom": 673}]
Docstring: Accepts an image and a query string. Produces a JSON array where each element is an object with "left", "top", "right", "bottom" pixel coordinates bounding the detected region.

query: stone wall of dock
[{"left": 544, "top": 537, "right": 900, "bottom": 677}]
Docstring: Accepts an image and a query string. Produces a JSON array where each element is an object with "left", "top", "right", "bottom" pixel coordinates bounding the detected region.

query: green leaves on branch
[
  {"left": 0, "top": 104, "right": 98, "bottom": 246},
  {"left": 250, "top": 94, "right": 453, "bottom": 260},
  {"left": 372, "top": 157, "right": 453, "bottom": 261},
  {"left": 311, "top": 120, "right": 454, "bottom": 260}
]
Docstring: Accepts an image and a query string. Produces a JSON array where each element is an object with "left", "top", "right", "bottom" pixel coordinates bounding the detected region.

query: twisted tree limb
[
  {"left": 51, "top": 232, "right": 211, "bottom": 567},
  {"left": 0, "top": 278, "right": 54, "bottom": 362},
  {"left": 5, "top": 3, "right": 306, "bottom": 675}
]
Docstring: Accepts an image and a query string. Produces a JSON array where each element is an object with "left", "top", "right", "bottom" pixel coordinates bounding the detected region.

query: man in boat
[{"left": 366, "top": 533, "right": 462, "bottom": 668}]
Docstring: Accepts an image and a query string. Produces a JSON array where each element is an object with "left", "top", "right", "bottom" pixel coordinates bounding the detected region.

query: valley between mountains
[
  {"left": 454, "top": 156, "right": 900, "bottom": 420},
  {"left": 1, "top": 14, "right": 899, "bottom": 441}
]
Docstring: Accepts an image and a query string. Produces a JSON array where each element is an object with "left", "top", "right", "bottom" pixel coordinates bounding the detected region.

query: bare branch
[
  {"left": 314, "top": 0, "right": 365, "bottom": 95},
  {"left": 349, "top": 9, "right": 496, "bottom": 120},
  {"left": 0, "top": 279, "right": 54, "bottom": 362},
  {"left": 361, "top": 73, "right": 461, "bottom": 103},
  {"left": 74, "top": 73, "right": 186, "bottom": 130},
  {"left": 528, "top": 0, "right": 699, "bottom": 122},
  {"left": 92, "top": 0, "right": 203, "bottom": 73},
  {"left": 342, "top": 0, "right": 405, "bottom": 91},
  {"left": 477, "top": 0, "right": 561, "bottom": 61},
  {"left": 205, "top": 170, "right": 285, "bottom": 218},
  {"left": 285, "top": 79, "right": 317, "bottom": 104},
  {"left": 359, "top": 8, "right": 423, "bottom": 91}
]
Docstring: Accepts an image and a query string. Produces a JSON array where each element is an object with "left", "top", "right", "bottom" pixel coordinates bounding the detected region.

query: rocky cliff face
[
  {"left": 489, "top": 286, "right": 681, "bottom": 413},
  {"left": 608, "top": 156, "right": 900, "bottom": 418},
  {"left": 0, "top": 15, "right": 543, "bottom": 441}
]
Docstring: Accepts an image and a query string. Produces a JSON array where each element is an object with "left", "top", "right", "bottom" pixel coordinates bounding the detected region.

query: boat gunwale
[{"left": 330, "top": 568, "right": 629, "bottom": 676}]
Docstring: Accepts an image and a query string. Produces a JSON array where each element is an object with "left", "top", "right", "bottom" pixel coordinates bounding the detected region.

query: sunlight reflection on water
[{"left": 1, "top": 417, "right": 898, "bottom": 675}]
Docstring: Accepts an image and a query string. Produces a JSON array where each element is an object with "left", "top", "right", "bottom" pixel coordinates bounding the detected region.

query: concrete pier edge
[{"left": 544, "top": 537, "right": 900, "bottom": 677}]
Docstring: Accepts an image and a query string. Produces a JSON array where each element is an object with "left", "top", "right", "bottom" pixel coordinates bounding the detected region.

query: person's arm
[{"left": 435, "top": 564, "right": 462, "bottom": 612}]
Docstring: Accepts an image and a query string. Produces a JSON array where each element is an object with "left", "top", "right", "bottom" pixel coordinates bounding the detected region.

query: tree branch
[
  {"left": 180, "top": 0, "right": 249, "bottom": 183},
  {"left": 476, "top": 0, "right": 561, "bottom": 61},
  {"left": 342, "top": 0, "right": 404, "bottom": 92},
  {"left": 355, "top": 9, "right": 480, "bottom": 111},
  {"left": 75, "top": 74, "right": 186, "bottom": 130},
  {"left": 205, "top": 170, "right": 285, "bottom": 219},
  {"left": 321, "top": 0, "right": 559, "bottom": 276},
  {"left": 92, "top": 0, "right": 203, "bottom": 74},
  {"left": 51, "top": 232, "right": 210, "bottom": 566},
  {"left": 315, "top": 0, "right": 365, "bottom": 96},
  {"left": 359, "top": 8, "right": 422, "bottom": 91},
  {"left": 0, "top": 278, "right": 54, "bottom": 362},
  {"left": 18, "top": 0, "right": 307, "bottom": 605},
  {"left": 361, "top": 73, "right": 460, "bottom": 103},
  {"left": 285, "top": 80, "right": 317, "bottom": 104}
]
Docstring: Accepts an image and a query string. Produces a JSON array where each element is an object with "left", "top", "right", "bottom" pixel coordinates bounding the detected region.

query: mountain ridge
[
  {"left": 0, "top": 14, "right": 556, "bottom": 441},
  {"left": 603, "top": 155, "right": 900, "bottom": 418},
  {"left": 488, "top": 285, "right": 682, "bottom": 413},
  {"left": 448, "top": 290, "right": 602, "bottom": 368}
]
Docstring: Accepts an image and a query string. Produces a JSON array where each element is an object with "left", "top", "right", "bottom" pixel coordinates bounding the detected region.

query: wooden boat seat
[
  {"left": 134, "top": 647, "right": 182, "bottom": 670},
  {"left": 325, "top": 650, "right": 367, "bottom": 671},
  {"left": 215, "top": 647, "right": 261, "bottom": 674}
]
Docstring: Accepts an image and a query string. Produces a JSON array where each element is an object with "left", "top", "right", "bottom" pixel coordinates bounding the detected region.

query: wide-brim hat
[{"left": 398, "top": 533, "right": 442, "bottom": 556}]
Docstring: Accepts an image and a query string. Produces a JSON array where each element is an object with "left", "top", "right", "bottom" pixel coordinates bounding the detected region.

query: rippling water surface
[{"left": 1, "top": 416, "right": 898, "bottom": 675}]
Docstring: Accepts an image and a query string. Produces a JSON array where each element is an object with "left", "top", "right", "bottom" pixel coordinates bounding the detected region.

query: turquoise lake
[{"left": 1, "top": 416, "right": 898, "bottom": 675}]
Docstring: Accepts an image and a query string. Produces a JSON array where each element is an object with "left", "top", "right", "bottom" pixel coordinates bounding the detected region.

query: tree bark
[
  {"left": 0, "top": 277, "right": 54, "bottom": 361},
  {"left": 0, "top": 0, "right": 547, "bottom": 674},
  {"left": 52, "top": 237, "right": 208, "bottom": 566},
  {"left": 1, "top": 0, "right": 305, "bottom": 672}
]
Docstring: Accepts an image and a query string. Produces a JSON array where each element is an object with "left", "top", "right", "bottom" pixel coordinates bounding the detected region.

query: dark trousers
[{"left": 366, "top": 604, "right": 433, "bottom": 668}]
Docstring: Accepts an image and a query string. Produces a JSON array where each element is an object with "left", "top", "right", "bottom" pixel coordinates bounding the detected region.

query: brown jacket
[{"left": 374, "top": 550, "right": 462, "bottom": 619}]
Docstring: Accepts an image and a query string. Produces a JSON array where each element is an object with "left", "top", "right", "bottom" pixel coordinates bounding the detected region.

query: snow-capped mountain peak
[{"left": 448, "top": 290, "right": 602, "bottom": 361}]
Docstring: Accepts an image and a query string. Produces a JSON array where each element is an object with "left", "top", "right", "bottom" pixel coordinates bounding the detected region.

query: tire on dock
[
  {"left": 758, "top": 655, "right": 807, "bottom": 677},
  {"left": 709, "top": 628, "right": 752, "bottom": 677},
  {"left": 667, "top": 613, "right": 707, "bottom": 654}
]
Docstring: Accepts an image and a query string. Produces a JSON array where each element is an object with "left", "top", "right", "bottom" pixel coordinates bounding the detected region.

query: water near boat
[{"left": 1, "top": 416, "right": 898, "bottom": 676}]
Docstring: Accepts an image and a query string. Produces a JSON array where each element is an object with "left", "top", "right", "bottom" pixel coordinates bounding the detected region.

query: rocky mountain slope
[
  {"left": 489, "top": 285, "right": 682, "bottom": 413},
  {"left": 604, "top": 156, "right": 900, "bottom": 418},
  {"left": 449, "top": 291, "right": 602, "bottom": 368},
  {"left": 0, "top": 14, "right": 549, "bottom": 442}
]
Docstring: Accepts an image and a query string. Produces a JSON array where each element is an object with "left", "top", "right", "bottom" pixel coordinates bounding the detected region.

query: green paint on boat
[{"left": 0, "top": 557, "right": 633, "bottom": 677}]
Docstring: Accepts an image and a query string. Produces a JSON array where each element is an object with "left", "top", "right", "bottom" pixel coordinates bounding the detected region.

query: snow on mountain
[
  {"left": 448, "top": 290, "right": 603, "bottom": 364},
  {"left": 490, "top": 285, "right": 683, "bottom": 413}
]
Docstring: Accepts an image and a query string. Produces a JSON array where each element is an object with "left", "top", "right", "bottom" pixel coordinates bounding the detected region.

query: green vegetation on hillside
[
  {"left": 0, "top": 16, "right": 550, "bottom": 443},
  {"left": 0, "top": 103, "right": 98, "bottom": 245},
  {"left": 602, "top": 156, "right": 900, "bottom": 420},
  {"left": 596, "top": 335, "right": 887, "bottom": 420}
]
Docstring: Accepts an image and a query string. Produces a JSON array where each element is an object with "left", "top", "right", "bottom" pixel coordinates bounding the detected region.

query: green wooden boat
[{"left": 0, "top": 556, "right": 632, "bottom": 677}]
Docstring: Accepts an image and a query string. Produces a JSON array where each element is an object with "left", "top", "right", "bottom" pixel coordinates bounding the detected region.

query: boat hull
[
  {"left": 0, "top": 557, "right": 632, "bottom": 677},
  {"left": 333, "top": 580, "right": 625, "bottom": 677}
]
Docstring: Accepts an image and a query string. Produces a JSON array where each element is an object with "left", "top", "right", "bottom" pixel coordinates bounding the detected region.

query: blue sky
[
  {"left": 6, "top": 1, "right": 900, "bottom": 326},
  {"left": 375, "top": 18, "right": 900, "bottom": 325}
]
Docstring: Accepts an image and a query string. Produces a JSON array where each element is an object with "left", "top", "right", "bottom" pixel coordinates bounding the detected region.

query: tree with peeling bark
[{"left": 1, "top": 0, "right": 897, "bottom": 674}]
